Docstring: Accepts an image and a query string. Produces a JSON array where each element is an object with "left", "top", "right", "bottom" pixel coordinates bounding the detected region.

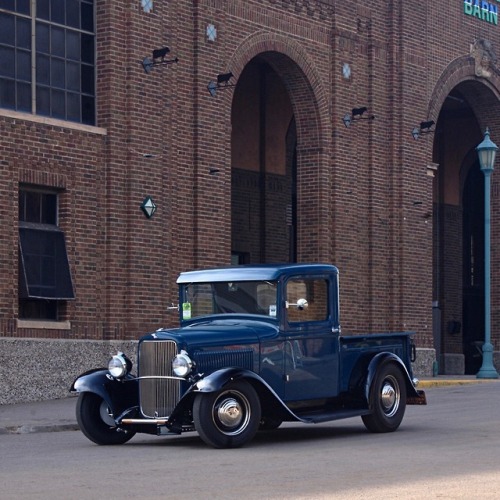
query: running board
[{"left": 297, "top": 408, "right": 370, "bottom": 424}]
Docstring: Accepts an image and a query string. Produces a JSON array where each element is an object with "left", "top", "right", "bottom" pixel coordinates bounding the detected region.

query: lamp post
[{"left": 476, "top": 128, "right": 499, "bottom": 379}]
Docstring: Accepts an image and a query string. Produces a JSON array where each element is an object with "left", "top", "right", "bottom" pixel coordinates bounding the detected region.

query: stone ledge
[
  {"left": 0, "top": 338, "right": 137, "bottom": 405},
  {"left": 0, "top": 109, "right": 107, "bottom": 135},
  {"left": 17, "top": 320, "right": 71, "bottom": 330},
  {"left": 440, "top": 353, "right": 465, "bottom": 375},
  {"left": 412, "top": 347, "right": 435, "bottom": 378}
]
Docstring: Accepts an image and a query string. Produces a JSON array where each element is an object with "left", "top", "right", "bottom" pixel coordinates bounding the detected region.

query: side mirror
[{"left": 286, "top": 298, "right": 309, "bottom": 310}]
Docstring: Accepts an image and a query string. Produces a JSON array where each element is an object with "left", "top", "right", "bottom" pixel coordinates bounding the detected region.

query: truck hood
[{"left": 143, "top": 317, "right": 279, "bottom": 350}]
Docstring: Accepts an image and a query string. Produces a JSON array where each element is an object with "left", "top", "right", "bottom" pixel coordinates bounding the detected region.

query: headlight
[
  {"left": 172, "top": 351, "right": 193, "bottom": 377},
  {"left": 108, "top": 352, "right": 132, "bottom": 378}
]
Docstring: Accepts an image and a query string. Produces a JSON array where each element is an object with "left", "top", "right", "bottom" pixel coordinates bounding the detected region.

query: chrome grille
[{"left": 139, "top": 340, "right": 180, "bottom": 418}]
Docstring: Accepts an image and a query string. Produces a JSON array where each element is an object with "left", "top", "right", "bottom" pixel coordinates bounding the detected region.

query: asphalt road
[{"left": 1, "top": 383, "right": 500, "bottom": 499}]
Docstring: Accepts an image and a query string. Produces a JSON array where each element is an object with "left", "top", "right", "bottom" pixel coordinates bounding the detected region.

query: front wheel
[
  {"left": 76, "top": 392, "right": 135, "bottom": 445},
  {"left": 259, "top": 416, "right": 282, "bottom": 431},
  {"left": 193, "top": 380, "right": 261, "bottom": 448},
  {"left": 362, "top": 363, "right": 407, "bottom": 433}
]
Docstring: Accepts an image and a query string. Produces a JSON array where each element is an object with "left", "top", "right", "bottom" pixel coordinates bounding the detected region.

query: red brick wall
[{"left": 1, "top": 0, "right": 500, "bottom": 356}]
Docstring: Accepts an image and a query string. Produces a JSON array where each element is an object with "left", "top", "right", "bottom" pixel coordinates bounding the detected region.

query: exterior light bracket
[
  {"left": 412, "top": 120, "right": 435, "bottom": 140},
  {"left": 142, "top": 47, "right": 179, "bottom": 73},
  {"left": 207, "top": 72, "right": 236, "bottom": 97},
  {"left": 342, "top": 106, "right": 375, "bottom": 127}
]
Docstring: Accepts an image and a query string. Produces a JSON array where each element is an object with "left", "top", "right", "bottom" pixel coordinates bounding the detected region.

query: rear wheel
[
  {"left": 76, "top": 392, "right": 135, "bottom": 445},
  {"left": 193, "top": 380, "right": 261, "bottom": 448},
  {"left": 362, "top": 363, "right": 407, "bottom": 433}
]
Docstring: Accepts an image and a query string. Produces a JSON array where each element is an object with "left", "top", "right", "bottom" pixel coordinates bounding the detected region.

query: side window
[
  {"left": 18, "top": 188, "right": 75, "bottom": 320},
  {"left": 184, "top": 283, "right": 213, "bottom": 318},
  {"left": 286, "top": 278, "right": 328, "bottom": 323}
]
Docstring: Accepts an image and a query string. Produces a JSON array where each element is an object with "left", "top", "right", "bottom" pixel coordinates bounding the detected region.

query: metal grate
[
  {"left": 193, "top": 349, "right": 254, "bottom": 373},
  {"left": 139, "top": 340, "right": 180, "bottom": 418}
]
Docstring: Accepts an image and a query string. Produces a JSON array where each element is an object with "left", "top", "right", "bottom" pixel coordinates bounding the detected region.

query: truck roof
[{"left": 177, "top": 263, "right": 339, "bottom": 283}]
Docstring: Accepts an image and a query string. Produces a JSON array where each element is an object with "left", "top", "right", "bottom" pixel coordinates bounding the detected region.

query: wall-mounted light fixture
[
  {"left": 207, "top": 72, "right": 236, "bottom": 97},
  {"left": 142, "top": 46, "right": 179, "bottom": 73},
  {"left": 342, "top": 106, "right": 375, "bottom": 127},
  {"left": 411, "top": 120, "right": 435, "bottom": 140},
  {"left": 140, "top": 196, "right": 157, "bottom": 218},
  {"left": 427, "top": 163, "right": 438, "bottom": 177}
]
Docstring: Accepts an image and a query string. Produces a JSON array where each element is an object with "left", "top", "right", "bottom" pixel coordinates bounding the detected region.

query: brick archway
[
  {"left": 428, "top": 56, "right": 500, "bottom": 374},
  {"left": 227, "top": 32, "right": 329, "bottom": 139},
  {"left": 428, "top": 56, "right": 500, "bottom": 125},
  {"left": 227, "top": 33, "right": 332, "bottom": 262}
]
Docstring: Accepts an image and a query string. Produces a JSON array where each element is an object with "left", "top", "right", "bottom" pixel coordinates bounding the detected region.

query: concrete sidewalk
[
  {"left": 0, "top": 377, "right": 498, "bottom": 436},
  {"left": 0, "top": 395, "right": 79, "bottom": 435}
]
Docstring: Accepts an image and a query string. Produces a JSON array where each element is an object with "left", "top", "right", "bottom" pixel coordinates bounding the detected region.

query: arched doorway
[
  {"left": 230, "top": 56, "right": 296, "bottom": 264},
  {"left": 433, "top": 83, "right": 490, "bottom": 374}
]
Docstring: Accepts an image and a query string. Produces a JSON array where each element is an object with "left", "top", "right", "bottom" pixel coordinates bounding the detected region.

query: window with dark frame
[
  {"left": 18, "top": 189, "right": 75, "bottom": 321},
  {"left": 0, "top": 0, "right": 96, "bottom": 125},
  {"left": 286, "top": 278, "right": 329, "bottom": 323}
]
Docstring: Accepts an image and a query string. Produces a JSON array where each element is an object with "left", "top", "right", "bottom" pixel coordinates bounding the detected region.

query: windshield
[{"left": 181, "top": 281, "right": 278, "bottom": 320}]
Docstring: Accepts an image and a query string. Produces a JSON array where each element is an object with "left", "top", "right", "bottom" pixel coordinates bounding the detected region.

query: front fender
[
  {"left": 171, "top": 368, "right": 303, "bottom": 424},
  {"left": 365, "top": 352, "right": 420, "bottom": 402},
  {"left": 70, "top": 369, "right": 139, "bottom": 417},
  {"left": 192, "top": 367, "right": 256, "bottom": 393}
]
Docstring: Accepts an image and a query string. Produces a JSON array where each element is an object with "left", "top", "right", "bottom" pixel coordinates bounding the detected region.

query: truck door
[{"left": 283, "top": 276, "right": 339, "bottom": 401}]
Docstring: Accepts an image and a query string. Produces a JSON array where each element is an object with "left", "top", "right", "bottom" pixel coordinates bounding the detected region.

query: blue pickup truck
[{"left": 71, "top": 263, "right": 426, "bottom": 448}]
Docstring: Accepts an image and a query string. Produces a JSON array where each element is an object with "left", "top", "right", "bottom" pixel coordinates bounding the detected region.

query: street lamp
[{"left": 476, "top": 128, "right": 499, "bottom": 379}]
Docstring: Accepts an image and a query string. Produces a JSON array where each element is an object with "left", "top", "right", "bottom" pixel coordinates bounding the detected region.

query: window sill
[
  {"left": 0, "top": 109, "right": 107, "bottom": 136},
  {"left": 17, "top": 320, "right": 71, "bottom": 330}
]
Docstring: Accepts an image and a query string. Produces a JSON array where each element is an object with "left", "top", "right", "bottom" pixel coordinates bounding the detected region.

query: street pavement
[{"left": 0, "top": 376, "right": 497, "bottom": 435}]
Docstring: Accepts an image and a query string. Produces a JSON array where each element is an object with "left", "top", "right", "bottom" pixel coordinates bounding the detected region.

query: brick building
[{"left": 2, "top": 0, "right": 500, "bottom": 389}]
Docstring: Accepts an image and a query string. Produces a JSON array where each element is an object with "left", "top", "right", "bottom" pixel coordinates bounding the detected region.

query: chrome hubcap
[
  {"left": 381, "top": 376, "right": 400, "bottom": 417},
  {"left": 217, "top": 398, "right": 243, "bottom": 427},
  {"left": 214, "top": 391, "right": 251, "bottom": 435}
]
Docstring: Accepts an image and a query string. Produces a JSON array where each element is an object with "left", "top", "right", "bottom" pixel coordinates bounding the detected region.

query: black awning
[{"left": 19, "top": 226, "right": 75, "bottom": 300}]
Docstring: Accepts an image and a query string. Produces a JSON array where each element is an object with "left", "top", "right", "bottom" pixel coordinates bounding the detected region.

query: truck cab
[{"left": 178, "top": 264, "right": 340, "bottom": 401}]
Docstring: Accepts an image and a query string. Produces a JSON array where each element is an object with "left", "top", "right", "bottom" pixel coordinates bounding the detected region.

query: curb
[
  {"left": 418, "top": 378, "right": 499, "bottom": 388},
  {"left": 0, "top": 423, "right": 79, "bottom": 435}
]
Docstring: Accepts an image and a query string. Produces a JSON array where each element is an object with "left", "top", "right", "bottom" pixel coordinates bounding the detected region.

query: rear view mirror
[{"left": 286, "top": 298, "right": 309, "bottom": 310}]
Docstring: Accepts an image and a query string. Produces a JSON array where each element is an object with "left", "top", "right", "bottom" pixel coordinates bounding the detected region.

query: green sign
[{"left": 464, "top": 0, "right": 499, "bottom": 25}]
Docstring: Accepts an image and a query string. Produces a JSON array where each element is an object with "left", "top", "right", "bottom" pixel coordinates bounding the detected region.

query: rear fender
[
  {"left": 365, "top": 352, "right": 421, "bottom": 403},
  {"left": 70, "top": 369, "right": 139, "bottom": 416}
]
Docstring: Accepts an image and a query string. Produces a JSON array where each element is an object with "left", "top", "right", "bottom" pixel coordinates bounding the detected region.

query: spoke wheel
[
  {"left": 76, "top": 392, "right": 135, "bottom": 445},
  {"left": 193, "top": 380, "right": 261, "bottom": 448},
  {"left": 362, "top": 363, "right": 407, "bottom": 433}
]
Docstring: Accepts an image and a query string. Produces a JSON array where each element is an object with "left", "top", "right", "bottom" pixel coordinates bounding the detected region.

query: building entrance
[
  {"left": 433, "top": 83, "right": 491, "bottom": 374},
  {"left": 230, "top": 57, "right": 296, "bottom": 264}
]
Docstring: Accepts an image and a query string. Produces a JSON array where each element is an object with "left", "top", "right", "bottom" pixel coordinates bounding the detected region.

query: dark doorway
[
  {"left": 231, "top": 57, "right": 296, "bottom": 264},
  {"left": 432, "top": 84, "right": 485, "bottom": 375},
  {"left": 462, "top": 161, "right": 485, "bottom": 374}
]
